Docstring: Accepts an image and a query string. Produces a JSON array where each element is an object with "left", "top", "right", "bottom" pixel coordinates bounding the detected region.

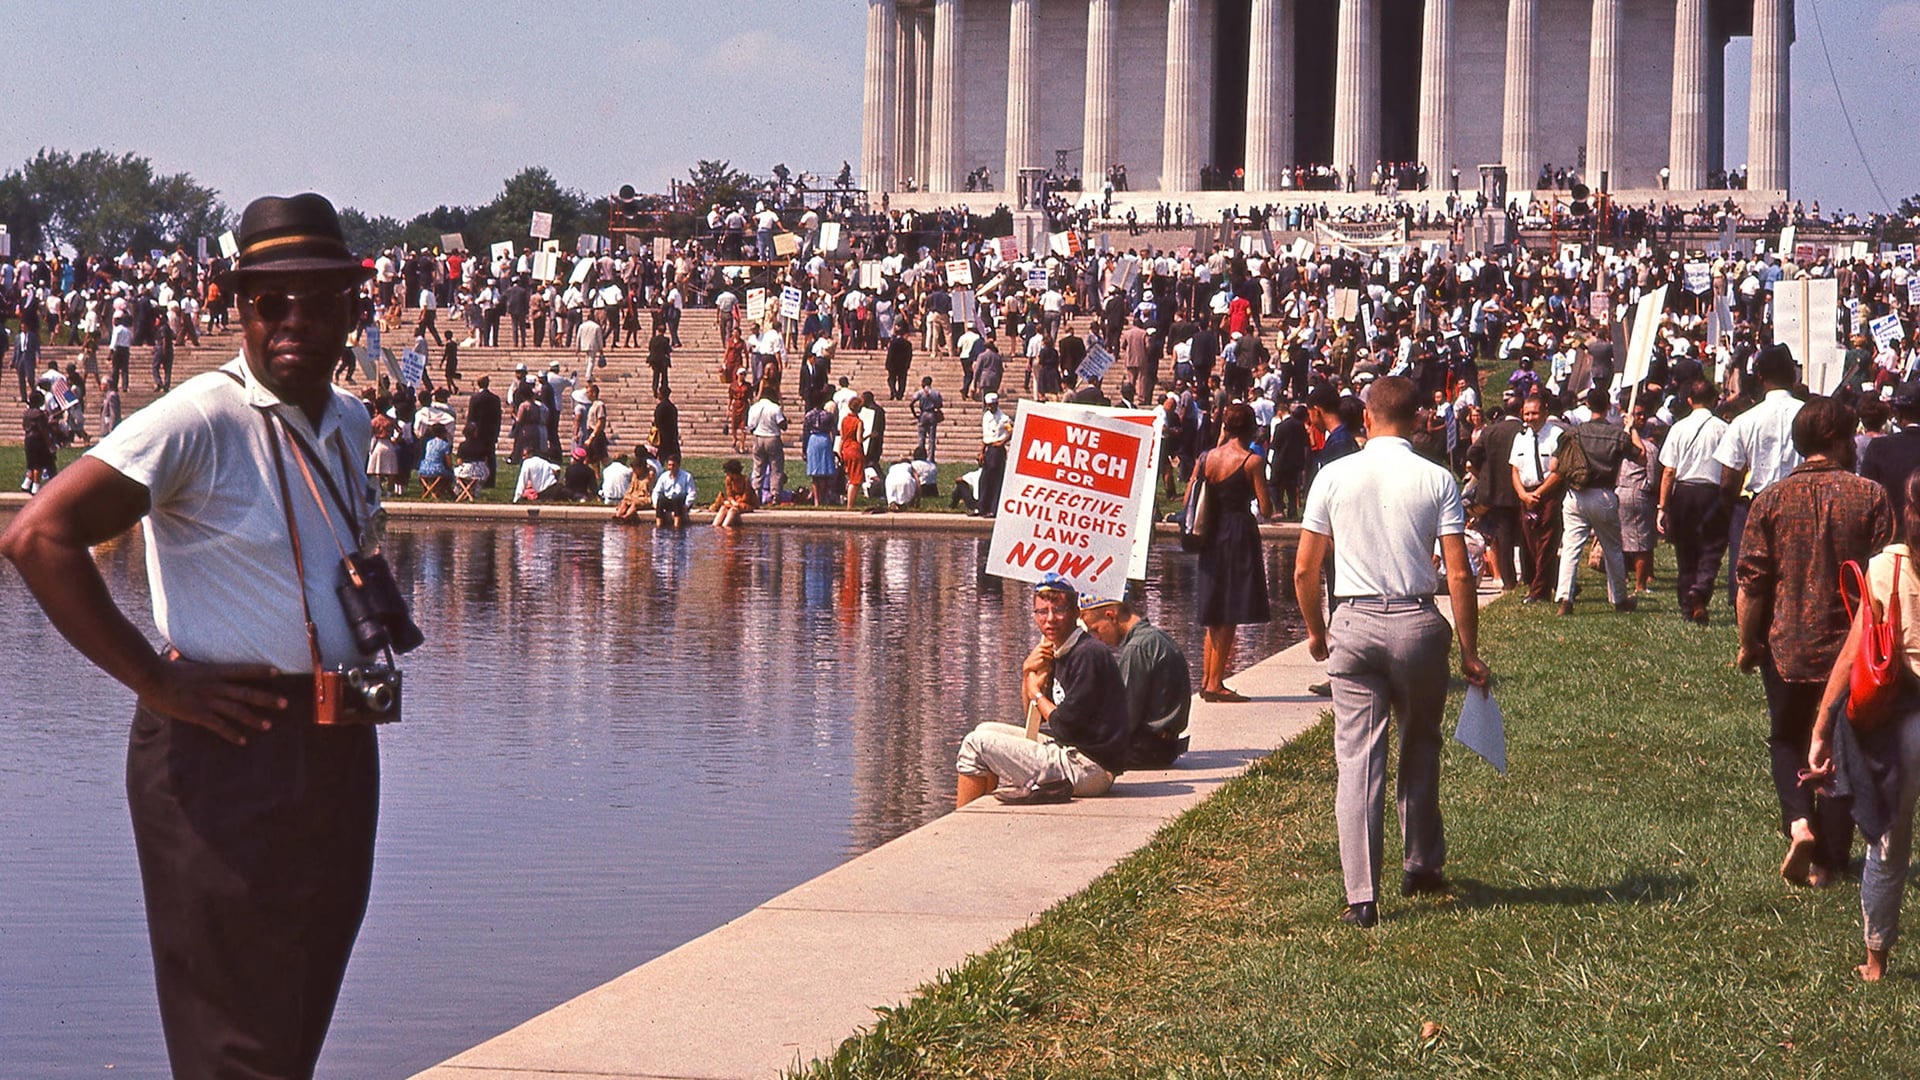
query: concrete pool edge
[
  {"left": 1, "top": 493, "right": 1303, "bottom": 542},
  {"left": 408, "top": 580, "right": 1501, "bottom": 1080}
]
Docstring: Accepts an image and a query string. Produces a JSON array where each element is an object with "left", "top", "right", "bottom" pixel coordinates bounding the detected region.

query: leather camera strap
[{"left": 260, "top": 408, "right": 326, "bottom": 684}]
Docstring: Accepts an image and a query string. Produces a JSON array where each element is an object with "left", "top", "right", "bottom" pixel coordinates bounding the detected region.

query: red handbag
[{"left": 1841, "top": 553, "right": 1905, "bottom": 732}]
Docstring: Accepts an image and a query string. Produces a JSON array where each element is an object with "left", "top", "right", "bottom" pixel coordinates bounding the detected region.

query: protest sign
[
  {"left": 859, "top": 261, "right": 884, "bottom": 290},
  {"left": 944, "top": 258, "right": 973, "bottom": 286},
  {"left": 772, "top": 232, "right": 800, "bottom": 258},
  {"left": 196, "top": 237, "right": 207, "bottom": 262},
  {"left": 1589, "top": 291, "right": 1611, "bottom": 323},
  {"left": 1898, "top": 243, "right": 1916, "bottom": 262},
  {"left": 1026, "top": 266, "right": 1049, "bottom": 292},
  {"left": 952, "top": 287, "right": 979, "bottom": 329},
  {"left": 490, "top": 240, "right": 514, "bottom": 263},
  {"left": 532, "top": 251, "right": 558, "bottom": 282},
  {"left": 149, "top": 249, "right": 165, "bottom": 263},
  {"left": 1049, "top": 231, "right": 1082, "bottom": 258},
  {"left": 1077, "top": 338, "right": 1116, "bottom": 383},
  {"left": 977, "top": 273, "right": 1006, "bottom": 297},
  {"left": 779, "top": 285, "right": 803, "bottom": 321},
  {"left": 1709, "top": 292, "right": 1735, "bottom": 344},
  {"left": 1683, "top": 262, "right": 1711, "bottom": 295},
  {"left": 1779, "top": 225, "right": 1795, "bottom": 258},
  {"left": 1871, "top": 313, "right": 1906, "bottom": 351},
  {"left": 1776, "top": 278, "right": 1843, "bottom": 393},
  {"left": 1331, "top": 288, "right": 1361, "bottom": 322},
  {"left": 746, "top": 287, "right": 768, "bottom": 324},
  {"left": 529, "top": 211, "right": 553, "bottom": 240},
  {"left": 1855, "top": 241, "right": 1871, "bottom": 261},
  {"left": 0, "top": 225, "right": 11, "bottom": 258},
  {"left": 986, "top": 402, "right": 1161, "bottom": 592},
  {"left": 440, "top": 233, "right": 466, "bottom": 253},
  {"left": 1293, "top": 237, "right": 1316, "bottom": 261},
  {"left": 577, "top": 234, "right": 600, "bottom": 257},
  {"left": 1109, "top": 255, "right": 1140, "bottom": 293},
  {"left": 998, "top": 235, "right": 1020, "bottom": 261},
  {"left": 399, "top": 348, "right": 427, "bottom": 389},
  {"left": 1908, "top": 278, "right": 1920, "bottom": 307},
  {"left": 568, "top": 257, "right": 594, "bottom": 285},
  {"left": 1621, "top": 285, "right": 1669, "bottom": 390},
  {"left": 1454, "top": 686, "right": 1508, "bottom": 774},
  {"left": 542, "top": 239, "right": 561, "bottom": 253}
]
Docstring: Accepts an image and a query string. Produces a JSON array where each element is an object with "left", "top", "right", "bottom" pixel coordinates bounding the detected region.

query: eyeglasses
[{"left": 244, "top": 288, "right": 356, "bottom": 322}]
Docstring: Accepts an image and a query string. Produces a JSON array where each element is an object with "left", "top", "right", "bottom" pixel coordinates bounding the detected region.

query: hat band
[{"left": 239, "top": 233, "right": 351, "bottom": 259}]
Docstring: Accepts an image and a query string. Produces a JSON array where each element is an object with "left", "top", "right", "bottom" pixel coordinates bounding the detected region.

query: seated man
[
  {"left": 1079, "top": 593, "right": 1192, "bottom": 769},
  {"left": 511, "top": 454, "right": 557, "bottom": 503},
  {"left": 955, "top": 575, "right": 1131, "bottom": 806},
  {"left": 560, "top": 446, "right": 598, "bottom": 501},
  {"left": 652, "top": 453, "right": 695, "bottom": 528},
  {"left": 612, "top": 458, "right": 658, "bottom": 521},
  {"left": 600, "top": 454, "right": 634, "bottom": 504}
]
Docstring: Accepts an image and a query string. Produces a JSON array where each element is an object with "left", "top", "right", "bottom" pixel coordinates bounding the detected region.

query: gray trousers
[
  {"left": 1328, "top": 598, "right": 1452, "bottom": 905},
  {"left": 751, "top": 435, "right": 785, "bottom": 503}
]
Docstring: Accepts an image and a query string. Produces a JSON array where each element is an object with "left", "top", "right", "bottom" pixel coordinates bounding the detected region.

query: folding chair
[{"left": 452, "top": 474, "right": 479, "bottom": 502}]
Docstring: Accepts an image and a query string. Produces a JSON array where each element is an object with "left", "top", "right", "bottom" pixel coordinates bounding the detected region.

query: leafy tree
[
  {"left": 10, "top": 148, "right": 230, "bottom": 257},
  {"left": 338, "top": 206, "right": 407, "bottom": 256},
  {"left": 683, "top": 159, "right": 760, "bottom": 211}
]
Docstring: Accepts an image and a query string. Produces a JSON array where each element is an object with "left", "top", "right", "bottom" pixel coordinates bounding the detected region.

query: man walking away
[
  {"left": 1658, "top": 379, "right": 1730, "bottom": 624},
  {"left": 1547, "top": 388, "right": 1647, "bottom": 614},
  {"left": 1293, "top": 376, "right": 1490, "bottom": 929}
]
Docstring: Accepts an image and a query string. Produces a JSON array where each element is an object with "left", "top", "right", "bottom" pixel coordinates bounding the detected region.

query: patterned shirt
[{"left": 1736, "top": 461, "right": 1894, "bottom": 681}]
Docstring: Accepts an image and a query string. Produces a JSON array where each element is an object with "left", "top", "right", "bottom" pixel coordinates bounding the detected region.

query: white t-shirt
[
  {"left": 746, "top": 398, "right": 787, "bottom": 438},
  {"left": 1301, "top": 436, "right": 1465, "bottom": 600},
  {"left": 87, "top": 358, "right": 378, "bottom": 671}
]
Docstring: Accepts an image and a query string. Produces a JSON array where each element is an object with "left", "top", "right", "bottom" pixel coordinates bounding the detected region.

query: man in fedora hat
[{"left": 1, "top": 192, "right": 395, "bottom": 1077}]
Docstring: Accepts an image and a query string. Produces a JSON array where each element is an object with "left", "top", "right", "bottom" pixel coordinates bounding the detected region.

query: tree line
[{"left": 0, "top": 149, "right": 790, "bottom": 260}]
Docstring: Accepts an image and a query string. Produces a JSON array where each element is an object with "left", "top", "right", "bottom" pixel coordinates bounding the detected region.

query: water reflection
[{"left": 1, "top": 518, "right": 1300, "bottom": 1078}]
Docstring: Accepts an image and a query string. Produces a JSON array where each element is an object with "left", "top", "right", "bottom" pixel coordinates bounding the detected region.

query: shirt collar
[
  {"left": 1764, "top": 388, "right": 1794, "bottom": 402},
  {"left": 1052, "top": 626, "right": 1085, "bottom": 658},
  {"left": 229, "top": 355, "right": 343, "bottom": 445},
  {"left": 1364, "top": 435, "right": 1412, "bottom": 451}
]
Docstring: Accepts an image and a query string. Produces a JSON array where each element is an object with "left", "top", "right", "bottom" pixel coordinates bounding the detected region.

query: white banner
[
  {"left": 819, "top": 221, "right": 845, "bottom": 255},
  {"left": 529, "top": 211, "right": 553, "bottom": 240},
  {"left": 944, "top": 258, "right": 973, "bottom": 286},
  {"left": 859, "top": 260, "right": 884, "bottom": 290},
  {"left": 218, "top": 230, "right": 239, "bottom": 258},
  {"left": 779, "top": 285, "right": 803, "bottom": 321},
  {"left": 746, "top": 287, "right": 768, "bottom": 325},
  {"left": 400, "top": 348, "right": 427, "bottom": 389},
  {"left": 1776, "top": 278, "right": 1843, "bottom": 393},
  {"left": 1621, "top": 285, "right": 1670, "bottom": 387},
  {"left": 986, "top": 402, "right": 1163, "bottom": 590},
  {"left": 1683, "top": 262, "right": 1711, "bottom": 295}
]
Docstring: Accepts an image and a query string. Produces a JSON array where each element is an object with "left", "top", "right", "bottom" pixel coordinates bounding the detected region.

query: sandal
[{"left": 1200, "top": 688, "right": 1251, "bottom": 703}]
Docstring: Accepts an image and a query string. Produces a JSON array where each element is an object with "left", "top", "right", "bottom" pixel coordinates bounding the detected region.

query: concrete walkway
[{"left": 411, "top": 580, "right": 1497, "bottom": 1080}]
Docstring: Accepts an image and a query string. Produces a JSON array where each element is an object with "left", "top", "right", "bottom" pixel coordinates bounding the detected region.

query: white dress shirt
[
  {"left": 1713, "top": 388, "right": 1804, "bottom": 495},
  {"left": 1659, "top": 407, "right": 1730, "bottom": 484},
  {"left": 1508, "top": 421, "right": 1565, "bottom": 488}
]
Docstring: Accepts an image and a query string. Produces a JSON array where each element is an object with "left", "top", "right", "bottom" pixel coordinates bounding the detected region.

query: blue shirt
[{"left": 418, "top": 436, "right": 452, "bottom": 478}]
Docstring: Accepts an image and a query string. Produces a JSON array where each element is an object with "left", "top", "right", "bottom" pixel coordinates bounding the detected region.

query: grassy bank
[{"left": 796, "top": 563, "right": 1918, "bottom": 1077}]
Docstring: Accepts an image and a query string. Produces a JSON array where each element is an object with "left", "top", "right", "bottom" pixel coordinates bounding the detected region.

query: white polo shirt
[
  {"left": 87, "top": 357, "right": 377, "bottom": 672},
  {"left": 1659, "top": 407, "right": 1730, "bottom": 484},
  {"left": 1302, "top": 436, "right": 1465, "bottom": 600},
  {"left": 1714, "top": 388, "right": 1804, "bottom": 495}
]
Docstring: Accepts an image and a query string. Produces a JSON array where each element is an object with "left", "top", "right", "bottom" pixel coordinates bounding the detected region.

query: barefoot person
[
  {"left": 1293, "top": 376, "right": 1491, "bottom": 929},
  {"left": 1811, "top": 469, "right": 1920, "bottom": 982},
  {"left": 954, "top": 575, "right": 1130, "bottom": 807}
]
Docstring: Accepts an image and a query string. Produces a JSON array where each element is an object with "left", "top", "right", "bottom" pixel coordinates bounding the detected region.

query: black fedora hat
[{"left": 220, "top": 192, "right": 372, "bottom": 287}]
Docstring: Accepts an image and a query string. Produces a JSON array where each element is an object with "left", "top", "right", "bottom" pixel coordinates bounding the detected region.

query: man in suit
[
  {"left": 1860, "top": 384, "right": 1920, "bottom": 530},
  {"left": 466, "top": 374, "right": 503, "bottom": 487}
]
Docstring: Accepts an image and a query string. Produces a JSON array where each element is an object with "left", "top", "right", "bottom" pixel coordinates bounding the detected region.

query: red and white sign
[{"left": 987, "top": 402, "right": 1163, "bottom": 593}]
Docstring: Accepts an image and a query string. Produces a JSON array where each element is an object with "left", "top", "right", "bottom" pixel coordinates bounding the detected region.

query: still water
[{"left": 1, "top": 518, "right": 1301, "bottom": 1078}]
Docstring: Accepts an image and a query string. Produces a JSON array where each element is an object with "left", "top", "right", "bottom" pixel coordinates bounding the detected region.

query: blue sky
[{"left": 0, "top": 0, "right": 1912, "bottom": 220}]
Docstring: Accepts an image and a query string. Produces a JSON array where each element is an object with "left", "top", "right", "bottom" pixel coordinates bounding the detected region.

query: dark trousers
[
  {"left": 416, "top": 309, "right": 443, "bottom": 345},
  {"left": 110, "top": 346, "right": 131, "bottom": 392},
  {"left": 1669, "top": 480, "right": 1730, "bottom": 611},
  {"left": 1725, "top": 498, "right": 1751, "bottom": 609},
  {"left": 651, "top": 364, "right": 670, "bottom": 396},
  {"left": 979, "top": 443, "right": 1008, "bottom": 517},
  {"left": 1518, "top": 499, "right": 1562, "bottom": 601},
  {"left": 1760, "top": 663, "right": 1854, "bottom": 873},
  {"left": 128, "top": 701, "right": 378, "bottom": 1079},
  {"left": 1480, "top": 505, "right": 1521, "bottom": 588}
]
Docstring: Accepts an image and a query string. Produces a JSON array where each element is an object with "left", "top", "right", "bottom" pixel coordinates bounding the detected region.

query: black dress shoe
[
  {"left": 1338, "top": 901, "right": 1378, "bottom": 928},
  {"left": 994, "top": 778, "right": 1073, "bottom": 805},
  {"left": 1401, "top": 869, "right": 1450, "bottom": 897}
]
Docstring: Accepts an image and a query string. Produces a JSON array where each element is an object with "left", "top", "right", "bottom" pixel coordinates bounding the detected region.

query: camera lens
[{"left": 363, "top": 681, "right": 396, "bottom": 713}]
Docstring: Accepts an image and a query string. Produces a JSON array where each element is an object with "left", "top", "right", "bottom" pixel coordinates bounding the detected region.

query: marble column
[
  {"left": 928, "top": 0, "right": 964, "bottom": 192},
  {"left": 1331, "top": 0, "right": 1378, "bottom": 185},
  {"left": 914, "top": 11, "right": 933, "bottom": 187},
  {"left": 1668, "top": 0, "right": 1710, "bottom": 190},
  {"left": 861, "top": 0, "right": 899, "bottom": 194},
  {"left": 1005, "top": 0, "right": 1039, "bottom": 196},
  {"left": 1501, "top": 0, "right": 1537, "bottom": 190},
  {"left": 1083, "top": 0, "right": 1118, "bottom": 185},
  {"left": 1244, "top": 0, "right": 1294, "bottom": 191},
  {"left": 1749, "top": 0, "right": 1790, "bottom": 192},
  {"left": 1416, "top": 0, "right": 1453, "bottom": 181},
  {"left": 894, "top": 14, "right": 917, "bottom": 191},
  {"left": 1583, "top": 0, "right": 1620, "bottom": 188},
  {"left": 1161, "top": 0, "right": 1201, "bottom": 191}
]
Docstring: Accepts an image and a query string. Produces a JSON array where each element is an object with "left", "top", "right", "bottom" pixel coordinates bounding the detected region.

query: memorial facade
[{"left": 859, "top": 0, "right": 1793, "bottom": 197}]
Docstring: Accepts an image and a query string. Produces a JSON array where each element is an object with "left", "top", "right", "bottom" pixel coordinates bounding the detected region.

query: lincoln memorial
[{"left": 858, "top": 0, "right": 1793, "bottom": 198}]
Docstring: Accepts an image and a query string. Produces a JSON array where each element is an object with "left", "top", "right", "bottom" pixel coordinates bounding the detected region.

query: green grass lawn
[{"left": 795, "top": 553, "right": 1919, "bottom": 1078}]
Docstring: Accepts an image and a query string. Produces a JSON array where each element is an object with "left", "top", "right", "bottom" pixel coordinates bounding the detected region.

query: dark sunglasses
[{"left": 245, "top": 288, "right": 356, "bottom": 321}]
